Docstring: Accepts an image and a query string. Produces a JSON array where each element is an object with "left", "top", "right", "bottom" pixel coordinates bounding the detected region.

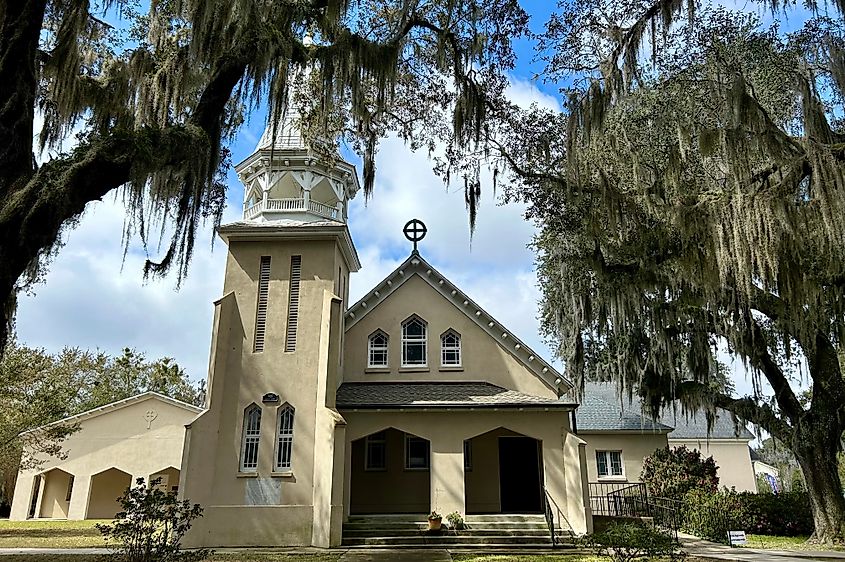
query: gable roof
[
  {"left": 336, "top": 382, "right": 576, "bottom": 410},
  {"left": 344, "top": 252, "right": 570, "bottom": 395},
  {"left": 584, "top": 382, "right": 755, "bottom": 440},
  {"left": 22, "top": 392, "right": 203, "bottom": 435},
  {"left": 577, "top": 394, "right": 673, "bottom": 433}
]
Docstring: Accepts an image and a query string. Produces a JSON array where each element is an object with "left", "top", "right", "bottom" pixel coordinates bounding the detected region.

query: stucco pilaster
[
  {"left": 67, "top": 475, "right": 91, "bottom": 520},
  {"left": 430, "top": 433, "right": 465, "bottom": 516},
  {"left": 563, "top": 432, "right": 591, "bottom": 534},
  {"left": 9, "top": 474, "right": 35, "bottom": 520}
]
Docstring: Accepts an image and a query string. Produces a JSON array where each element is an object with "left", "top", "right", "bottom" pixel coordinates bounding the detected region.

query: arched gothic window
[
  {"left": 368, "top": 331, "right": 389, "bottom": 367},
  {"left": 441, "top": 330, "right": 461, "bottom": 366},
  {"left": 401, "top": 316, "right": 427, "bottom": 367},
  {"left": 274, "top": 405, "right": 295, "bottom": 472},
  {"left": 240, "top": 404, "right": 262, "bottom": 472}
]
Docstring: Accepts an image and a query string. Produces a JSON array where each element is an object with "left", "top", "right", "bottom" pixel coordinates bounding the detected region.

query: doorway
[{"left": 498, "top": 436, "right": 542, "bottom": 513}]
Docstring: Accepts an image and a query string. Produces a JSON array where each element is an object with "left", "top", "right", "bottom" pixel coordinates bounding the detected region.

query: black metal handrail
[
  {"left": 542, "top": 485, "right": 572, "bottom": 547},
  {"left": 588, "top": 481, "right": 735, "bottom": 545}
]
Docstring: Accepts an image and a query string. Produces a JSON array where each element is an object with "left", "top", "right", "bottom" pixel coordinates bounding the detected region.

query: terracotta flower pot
[{"left": 428, "top": 517, "right": 442, "bottom": 531}]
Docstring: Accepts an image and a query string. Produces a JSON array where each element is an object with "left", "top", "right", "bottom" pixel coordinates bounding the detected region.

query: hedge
[{"left": 682, "top": 489, "right": 813, "bottom": 539}]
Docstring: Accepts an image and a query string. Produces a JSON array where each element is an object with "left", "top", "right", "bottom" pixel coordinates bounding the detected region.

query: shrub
[
  {"left": 583, "top": 522, "right": 685, "bottom": 562},
  {"left": 641, "top": 446, "right": 719, "bottom": 499},
  {"left": 737, "top": 491, "right": 813, "bottom": 536},
  {"left": 681, "top": 488, "right": 814, "bottom": 540},
  {"left": 97, "top": 478, "right": 209, "bottom": 562},
  {"left": 682, "top": 488, "right": 745, "bottom": 542},
  {"left": 446, "top": 511, "right": 465, "bottom": 530}
]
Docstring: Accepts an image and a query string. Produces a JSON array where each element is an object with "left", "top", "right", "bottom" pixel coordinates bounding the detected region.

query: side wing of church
[{"left": 176, "top": 111, "right": 594, "bottom": 548}]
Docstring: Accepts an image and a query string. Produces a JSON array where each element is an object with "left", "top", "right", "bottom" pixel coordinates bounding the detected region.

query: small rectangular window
[
  {"left": 596, "top": 450, "right": 624, "bottom": 477},
  {"left": 285, "top": 256, "right": 302, "bottom": 352},
  {"left": 253, "top": 257, "right": 271, "bottom": 353},
  {"left": 405, "top": 434, "right": 430, "bottom": 470},
  {"left": 365, "top": 432, "right": 387, "bottom": 470},
  {"left": 463, "top": 440, "right": 472, "bottom": 471}
]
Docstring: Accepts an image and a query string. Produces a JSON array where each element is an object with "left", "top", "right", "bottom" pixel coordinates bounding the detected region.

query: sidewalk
[{"left": 681, "top": 533, "right": 845, "bottom": 562}]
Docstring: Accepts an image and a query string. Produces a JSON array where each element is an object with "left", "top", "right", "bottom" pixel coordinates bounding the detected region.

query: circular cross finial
[{"left": 403, "top": 219, "right": 427, "bottom": 252}]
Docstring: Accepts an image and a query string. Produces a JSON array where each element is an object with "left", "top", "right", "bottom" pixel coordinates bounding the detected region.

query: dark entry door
[{"left": 498, "top": 437, "right": 542, "bottom": 513}]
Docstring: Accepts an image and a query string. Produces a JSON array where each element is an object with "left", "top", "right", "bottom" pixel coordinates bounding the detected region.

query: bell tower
[
  {"left": 238, "top": 110, "right": 359, "bottom": 223},
  {"left": 179, "top": 108, "right": 360, "bottom": 548}
]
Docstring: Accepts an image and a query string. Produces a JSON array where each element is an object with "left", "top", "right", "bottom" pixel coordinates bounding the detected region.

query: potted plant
[
  {"left": 446, "top": 511, "right": 465, "bottom": 530},
  {"left": 428, "top": 510, "right": 442, "bottom": 531}
]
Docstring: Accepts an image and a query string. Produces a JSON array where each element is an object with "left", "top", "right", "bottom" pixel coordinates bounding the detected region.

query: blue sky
[{"left": 15, "top": 1, "right": 808, "bottom": 402}]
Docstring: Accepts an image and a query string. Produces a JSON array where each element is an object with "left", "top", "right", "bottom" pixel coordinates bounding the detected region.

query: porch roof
[{"left": 336, "top": 382, "right": 576, "bottom": 410}]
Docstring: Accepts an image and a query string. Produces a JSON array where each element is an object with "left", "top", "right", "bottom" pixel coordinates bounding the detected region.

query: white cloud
[{"left": 505, "top": 75, "right": 562, "bottom": 112}]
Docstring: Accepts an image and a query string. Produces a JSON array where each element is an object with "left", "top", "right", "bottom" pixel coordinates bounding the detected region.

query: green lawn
[
  {"left": 0, "top": 520, "right": 108, "bottom": 548},
  {"left": 0, "top": 547, "right": 614, "bottom": 561},
  {"left": 0, "top": 520, "right": 616, "bottom": 561},
  {"left": 741, "top": 534, "right": 845, "bottom": 551}
]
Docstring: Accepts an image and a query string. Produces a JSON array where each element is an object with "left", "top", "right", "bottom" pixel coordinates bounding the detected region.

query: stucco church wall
[
  {"left": 581, "top": 432, "right": 669, "bottom": 483},
  {"left": 341, "top": 409, "right": 590, "bottom": 534},
  {"left": 463, "top": 428, "right": 529, "bottom": 513},
  {"left": 670, "top": 438, "right": 757, "bottom": 492},
  {"left": 38, "top": 470, "right": 72, "bottom": 519},
  {"left": 181, "top": 238, "right": 348, "bottom": 547},
  {"left": 349, "top": 428, "right": 430, "bottom": 514},
  {"left": 343, "top": 274, "right": 555, "bottom": 398},
  {"left": 10, "top": 396, "right": 194, "bottom": 520}
]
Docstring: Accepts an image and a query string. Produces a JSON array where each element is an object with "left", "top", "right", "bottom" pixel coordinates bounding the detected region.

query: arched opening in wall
[
  {"left": 37, "top": 468, "right": 75, "bottom": 519},
  {"left": 350, "top": 428, "right": 430, "bottom": 514},
  {"left": 86, "top": 468, "right": 132, "bottom": 519},
  {"left": 148, "top": 467, "right": 181, "bottom": 494},
  {"left": 464, "top": 428, "right": 543, "bottom": 514}
]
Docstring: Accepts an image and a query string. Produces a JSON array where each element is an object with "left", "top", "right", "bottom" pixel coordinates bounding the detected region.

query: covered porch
[{"left": 337, "top": 382, "right": 592, "bottom": 534}]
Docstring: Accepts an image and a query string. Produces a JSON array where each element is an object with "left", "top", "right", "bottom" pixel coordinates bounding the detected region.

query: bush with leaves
[
  {"left": 96, "top": 478, "right": 209, "bottom": 562},
  {"left": 446, "top": 511, "right": 465, "bottom": 530},
  {"left": 682, "top": 489, "right": 744, "bottom": 542},
  {"left": 583, "top": 522, "right": 685, "bottom": 562},
  {"left": 683, "top": 488, "right": 813, "bottom": 539},
  {"left": 641, "top": 446, "right": 719, "bottom": 499}
]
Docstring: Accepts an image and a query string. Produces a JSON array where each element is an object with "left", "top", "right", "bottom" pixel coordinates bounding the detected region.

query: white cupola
[{"left": 234, "top": 107, "right": 360, "bottom": 223}]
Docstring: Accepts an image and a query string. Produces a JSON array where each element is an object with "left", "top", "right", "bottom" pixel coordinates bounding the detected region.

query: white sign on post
[{"left": 728, "top": 530, "right": 747, "bottom": 546}]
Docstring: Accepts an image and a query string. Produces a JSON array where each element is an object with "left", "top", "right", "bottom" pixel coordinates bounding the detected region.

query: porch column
[
  {"left": 9, "top": 474, "right": 34, "bottom": 520},
  {"left": 563, "top": 432, "right": 591, "bottom": 534},
  {"left": 430, "top": 433, "right": 465, "bottom": 516},
  {"left": 67, "top": 475, "right": 91, "bottom": 520}
]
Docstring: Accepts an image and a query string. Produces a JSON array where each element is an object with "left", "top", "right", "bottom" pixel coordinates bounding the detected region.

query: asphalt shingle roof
[
  {"left": 576, "top": 394, "right": 673, "bottom": 432},
  {"left": 336, "top": 382, "right": 576, "bottom": 409},
  {"left": 582, "top": 382, "right": 755, "bottom": 440}
]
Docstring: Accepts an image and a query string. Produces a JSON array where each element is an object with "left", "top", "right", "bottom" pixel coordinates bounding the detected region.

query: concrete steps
[{"left": 341, "top": 514, "right": 575, "bottom": 549}]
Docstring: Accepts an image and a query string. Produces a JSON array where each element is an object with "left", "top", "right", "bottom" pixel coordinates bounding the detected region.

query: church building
[{"left": 176, "top": 113, "right": 593, "bottom": 547}]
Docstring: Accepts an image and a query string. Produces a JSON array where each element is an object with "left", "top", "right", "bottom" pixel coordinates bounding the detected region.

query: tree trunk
[{"left": 795, "top": 422, "right": 845, "bottom": 543}]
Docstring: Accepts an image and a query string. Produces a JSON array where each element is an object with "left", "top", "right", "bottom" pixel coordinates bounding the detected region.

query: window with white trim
[
  {"left": 368, "top": 331, "right": 389, "bottom": 368},
  {"left": 596, "top": 450, "right": 624, "bottom": 478},
  {"left": 404, "top": 434, "right": 430, "bottom": 470},
  {"left": 365, "top": 431, "right": 387, "bottom": 470},
  {"left": 240, "top": 404, "right": 262, "bottom": 472},
  {"left": 440, "top": 330, "right": 461, "bottom": 366},
  {"left": 401, "top": 316, "right": 427, "bottom": 367},
  {"left": 274, "top": 405, "right": 295, "bottom": 472}
]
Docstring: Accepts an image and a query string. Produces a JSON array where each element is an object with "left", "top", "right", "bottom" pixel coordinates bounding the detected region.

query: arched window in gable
[
  {"left": 368, "top": 331, "right": 389, "bottom": 368},
  {"left": 274, "top": 405, "right": 295, "bottom": 472},
  {"left": 240, "top": 404, "right": 262, "bottom": 472},
  {"left": 401, "top": 316, "right": 427, "bottom": 367},
  {"left": 441, "top": 329, "right": 461, "bottom": 367}
]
